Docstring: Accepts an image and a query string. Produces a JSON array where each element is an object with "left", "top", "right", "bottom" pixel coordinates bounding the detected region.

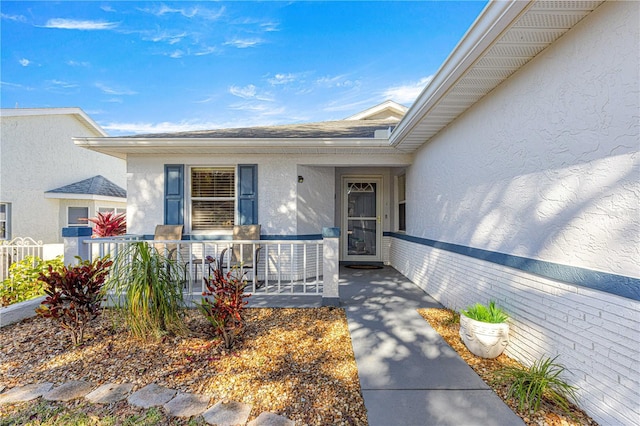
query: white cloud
[
  {"left": 66, "top": 60, "right": 90, "bottom": 67},
  {"left": 316, "top": 74, "right": 360, "bottom": 89},
  {"left": 229, "top": 84, "right": 257, "bottom": 99},
  {"left": 44, "top": 18, "right": 119, "bottom": 31},
  {"left": 139, "top": 4, "right": 224, "bottom": 20},
  {"left": 1, "top": 13, "right": 27, "bottom": 23},
  {"left": 95, "top": 83, "right": 137, "bottom": 95},
  {"left": 19, "top": 58, "right": 30, "bottom": 67},
  {"left": 224, "top": 38, "right": 263, "bottom": 49},
  {"left": 268, "top": 73, "right": 301, "bottom": 86},
  {"left": 381, "top": 76, "right": 433, "bottom": 104},
  {"left": 168, "top": 50, "right": 184, "bottom": 59}
]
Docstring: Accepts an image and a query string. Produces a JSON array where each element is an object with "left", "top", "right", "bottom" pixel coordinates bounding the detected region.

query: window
[
  {"left": 68, "top": 206, "right": 89, "bottom": 226},
  {"left": 0, "top": 203, "right": 9, "bottom": 240},
  {"left": 397, "top": 174, "right": 406, "bottom": 232},
  {"left": 97, "top": 207, "right": 126, "bottom": 215},
  {"left": 190, "top": 167, "right": 235, "bottom": 231}
]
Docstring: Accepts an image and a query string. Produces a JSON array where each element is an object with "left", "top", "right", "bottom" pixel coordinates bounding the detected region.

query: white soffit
[{"left": 390, "top": 0, "right": 604, "bottom": 152}]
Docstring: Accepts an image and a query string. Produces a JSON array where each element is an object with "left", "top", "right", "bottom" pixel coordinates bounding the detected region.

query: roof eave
[{"left": 389, "top": 0, "right": 532, "bottom": 149}]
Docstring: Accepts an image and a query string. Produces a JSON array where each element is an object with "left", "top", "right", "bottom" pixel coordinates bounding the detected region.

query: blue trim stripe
[
  {"left": 143, "top": 233, "right": 323, "bottom": 241},
  {"left": 386, "top": 232, "right": 640, "bottom": 301}
]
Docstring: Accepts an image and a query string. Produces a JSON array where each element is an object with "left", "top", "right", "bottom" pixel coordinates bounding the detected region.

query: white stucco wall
[
  {"left": 394, "top": 2, "right": 639, "bottom": 425},
  {"left": 408, "top": 0, "right": 639, "bottom": 278},
  {"left": 296, "top": 165, "right": 335, "bottom": 235},
  {"left": 0, "top": 112, "right": 126, "bottom": 243},
  {"left": 127, "top": 153, "right": 410, "bottom": 238}
]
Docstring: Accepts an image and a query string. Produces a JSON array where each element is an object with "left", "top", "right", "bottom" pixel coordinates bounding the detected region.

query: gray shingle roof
[
  {"left": 46, "top": 175, "right": 126, "bottom": 198},
  {"left": 125, "top": 119, "right": 398, "bottom": 139}
]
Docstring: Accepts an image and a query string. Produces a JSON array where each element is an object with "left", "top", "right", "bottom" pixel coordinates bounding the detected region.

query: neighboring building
[
  {"left": 0, "top": 108, "right": 126, "bottom": 243},
  {"left": 75, "top": 1, "right": 638, "bottom": 424}
]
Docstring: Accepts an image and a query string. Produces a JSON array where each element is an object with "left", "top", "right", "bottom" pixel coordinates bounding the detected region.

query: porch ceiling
[{"left": 389, "top": 0, "right": 605, "bottom": 152}]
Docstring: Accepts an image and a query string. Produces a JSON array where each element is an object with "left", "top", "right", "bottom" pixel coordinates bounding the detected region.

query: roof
[
  {"left": 0, "top": 107, "right": 108, "bottom": 137},
  {"left": 125, "top": 118, "right": 398, "bottom": 139},
  {"left": 390, "top": 0, "right": 605, "bottom": 152},
  {"left": 45, "top": 175, "right": 126, "bottom": 200},
  {"left": 344, "top": 100, "right": 408, "bottom": 121}
]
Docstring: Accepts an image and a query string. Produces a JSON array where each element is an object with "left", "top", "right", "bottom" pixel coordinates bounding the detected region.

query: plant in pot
[{"left": 459, "top": 300, "right": 509, "bottom": 359}]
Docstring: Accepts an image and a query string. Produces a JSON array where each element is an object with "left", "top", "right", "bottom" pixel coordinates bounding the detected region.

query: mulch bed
[{"left": 0, "top": 307, "right": 367, "bottom": 425}]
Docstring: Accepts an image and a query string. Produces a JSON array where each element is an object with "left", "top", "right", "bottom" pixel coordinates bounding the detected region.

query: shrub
[
  {"left": 0, "top": 255, "right": 64, "bottom": 307},
  {"left": 105, "top": 241, "right": 186, "bottom": 339},
  {"left": 35, "top": 257, "right": 113, "bottom": 346},
  {"left": 86, "top": 211, "right": 126, "bottom": 237},
  {"left": 461, "top": 300, "right": 508, "bottom": 323},
  {"left": 197, "top": 259, "right": 251, "bottom": 349},
  {"left": 494, "top": 355, "right": 578, "bottom": 416}
]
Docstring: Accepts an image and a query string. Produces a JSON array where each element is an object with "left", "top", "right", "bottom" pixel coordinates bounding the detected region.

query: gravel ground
[
  {"left": 0, "top": 307, "right": 367, "bottom": 425},
  {"left": 417, "top": 308, "right": 598, "bottom": 426}
]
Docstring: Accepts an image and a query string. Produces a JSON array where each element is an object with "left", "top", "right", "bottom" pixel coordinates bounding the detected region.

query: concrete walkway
[{"left": 340, "top": 266, "right": 524, "bottom": 426}]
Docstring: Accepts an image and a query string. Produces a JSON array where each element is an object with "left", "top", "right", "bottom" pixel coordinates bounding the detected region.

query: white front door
[{"left": 342, "top": 177, "right": 382, "bottom": 262}]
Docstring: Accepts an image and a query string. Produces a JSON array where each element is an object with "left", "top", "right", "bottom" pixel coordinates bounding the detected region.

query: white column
[{"left": 322, "top": 227, "right": 340, "bottom": 306}]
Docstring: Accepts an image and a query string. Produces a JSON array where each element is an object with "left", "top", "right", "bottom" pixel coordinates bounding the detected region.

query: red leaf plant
[
  {"left": 197, "top": 256, "right": 251, "bottom": 349},
  {"left": 36, "top": 257, "right": 113, "bottom": 346},
  {"left": 86, "top": 211, "right": 126, "bottom": 238}
]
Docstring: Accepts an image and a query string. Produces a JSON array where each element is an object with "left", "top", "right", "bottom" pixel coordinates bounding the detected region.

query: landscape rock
[
  {"left": 44, "top": 380, "right": 94, "bottom": 401},
  {"left": 127, "top": 383, "right": 176, "bottom": 408},
  {"left": 248, "top": 412, "right": 296, "bottom": 426},
  {"left": 164, "top": 391, "right": 210, "bottom": 418},
  {"left": 202, "top": 400, "right": 252, "bottom": 426},
  {"left": 0, "top": 383, "right": 53, "bottom": 405},
  {"left": 85, "top": 383, "right": 134, "bottom": 404}
]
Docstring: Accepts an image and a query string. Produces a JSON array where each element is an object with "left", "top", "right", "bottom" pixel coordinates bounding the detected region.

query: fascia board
[
  {"left": 44, "top": 193, "right": 126, "bottom": 203},
  {"left": 74, "top": 137, "right": 394, "bottom": 149},
  {"left": 1, "top": 107, "right": 108, "bottom": 137},
  {"left": 389, "top": 0, "right": 532, "bottom": 147}
]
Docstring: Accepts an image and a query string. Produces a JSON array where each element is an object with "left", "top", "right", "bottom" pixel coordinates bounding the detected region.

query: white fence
[
  {"left": 87, "top": 237, "right": 324, "bottom": 297},
  {"left": 0, "top": 237, "right": 44, "bottom": 281}
]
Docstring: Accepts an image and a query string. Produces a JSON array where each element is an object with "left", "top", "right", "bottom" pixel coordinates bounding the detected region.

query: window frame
[
  {"left": 396, "top": 174, "right": 407, "bottom": 233},
  {"left": 0, "top": 202, "right": 10, "bottom": 240},
  {"left": 97, "top": 207, "right": 126, "bottom": 216},
  {"left": 67, "top": 206, "right": 90, "bottom": 227},
  {"left": 187, "top": 166, "right": 237, "bottom": 234}
]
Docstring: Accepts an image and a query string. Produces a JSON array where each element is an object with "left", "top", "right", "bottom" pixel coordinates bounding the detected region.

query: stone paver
[
  {"left": 248, "top": 412, "right": 296, "bottom": 426},
  {"left": 44, "top": 380, "right": 94, "bottom": 401},
  {"left": 127, "top": 383, "right": 177, "bottom": 408},
  {"left": 164, "top": 391, "right": 210, "bottom": 418},
  {"left": 0, "top": 383, "right": 53, "bottom": 405},
  {"left": 202, "top": 400, "right": 252, "bottom": 426},
  {"left": 86, "top": 383, "right": 134, "bottom": 404}
]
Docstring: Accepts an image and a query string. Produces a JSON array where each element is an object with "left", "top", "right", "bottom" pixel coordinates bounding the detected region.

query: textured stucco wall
[
  {"left": 0, "top": 113, "right": 126, "bottom": 243},
  {"left": 408, "top": 0, "right": 639, "bottom": 278},
  {"left": 127, "top": 154, "right": 409, "bottom": 238},
  {"left": 395, "top": 2, "right": 639, "bottom": 425},
  {"left": 296, "top": 165, "right": 335, "bottom": 235}
]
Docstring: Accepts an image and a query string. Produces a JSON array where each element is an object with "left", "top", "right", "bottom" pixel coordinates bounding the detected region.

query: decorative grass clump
[
  {"left": 105, "top": 242, "right": 186, "bottom": 339},
  {"left": 461, "top": 300, "right": 508, "bottom": 323},
  {"left": 494, "top": 355, "right": 578, "bottom": 416}
]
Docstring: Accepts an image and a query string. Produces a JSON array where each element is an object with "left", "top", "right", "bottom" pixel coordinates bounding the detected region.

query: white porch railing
[
  {"left": 0, "top": 237, "right": 44, "bottom": 281},
  {"left": 86, "top": 237, "right": 325, "bottom": 297}
]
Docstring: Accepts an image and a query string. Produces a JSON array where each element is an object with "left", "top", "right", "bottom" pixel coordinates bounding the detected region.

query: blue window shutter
[
  {"left": 164, "top": 164, "right": 184, "bottom": 225},
  {"left": 237, "top": 164, "right": 258, "bottom": 225}
]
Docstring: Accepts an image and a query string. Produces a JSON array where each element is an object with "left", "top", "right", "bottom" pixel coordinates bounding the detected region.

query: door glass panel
[{"left": 347, "top": 182, "right": 377, "bottom": 256}]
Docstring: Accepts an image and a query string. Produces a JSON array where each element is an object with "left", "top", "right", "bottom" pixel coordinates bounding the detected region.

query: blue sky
[{"left": 1, "top": 1, "right": 488, "bottom": 136}]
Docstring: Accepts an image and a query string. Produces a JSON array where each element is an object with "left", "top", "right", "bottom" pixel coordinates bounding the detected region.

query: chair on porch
[
  {"left": 218, "top": 224, "right": 262, "bottom": 286},
  {"left": 153, "top": 224, "right": 183, "bottom": 260}
]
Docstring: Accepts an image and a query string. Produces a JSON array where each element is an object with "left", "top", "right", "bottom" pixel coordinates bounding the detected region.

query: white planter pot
[{"left": 459, "top": 313, "right": 509, "bottom": 359}]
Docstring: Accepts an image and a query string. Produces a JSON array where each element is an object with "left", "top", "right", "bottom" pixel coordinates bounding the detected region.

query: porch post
[
  {"left": 62, "top": 227, "right": 92, "bottom": 265},
  {"left": 322, "top": 227, "right": 340, "bottom": 307}
]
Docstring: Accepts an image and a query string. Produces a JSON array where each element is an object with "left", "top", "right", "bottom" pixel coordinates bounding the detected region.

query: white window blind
[{"left": 191, "top": 167, "right": 235, "bottom": 231}]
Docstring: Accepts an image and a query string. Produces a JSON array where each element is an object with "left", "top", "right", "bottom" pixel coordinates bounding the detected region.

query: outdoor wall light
[{"left": 298, "top": 175, "right": 304, "bottom": 183}]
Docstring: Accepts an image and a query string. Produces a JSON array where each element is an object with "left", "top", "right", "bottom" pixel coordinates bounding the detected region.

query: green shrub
[
  {"left": 461, "top": 300, "right": 508, "bottom": 323},
  {"left": 197, "top": 260, "right": 250, "bottom": 349},
  {"left": 0, "top": 255, "right": 64, "bottom": 307},
  {"left": 36, "top": 257, "right": 113, "bottom": 346},
  {"left": 494, "top": 355, "right": 578, "bottom": 416},
  {"left": 105, "top": 242, "right": 186, "bottom": 339}
]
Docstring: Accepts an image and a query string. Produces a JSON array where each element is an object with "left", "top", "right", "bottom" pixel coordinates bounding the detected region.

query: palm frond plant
[
  {"left": 494, "top": 355, "right": 578, "bottom": 416},
  {"left": 461, "top": 300, "right": 508, "bottom": 323},
  {"left": 105, "top": 241, "right": 186, "bottom": 339}
]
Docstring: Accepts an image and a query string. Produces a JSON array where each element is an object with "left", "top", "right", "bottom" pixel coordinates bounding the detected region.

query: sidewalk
[{"left": 340, "top": 266, "right": 524, "bottom": 426}]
